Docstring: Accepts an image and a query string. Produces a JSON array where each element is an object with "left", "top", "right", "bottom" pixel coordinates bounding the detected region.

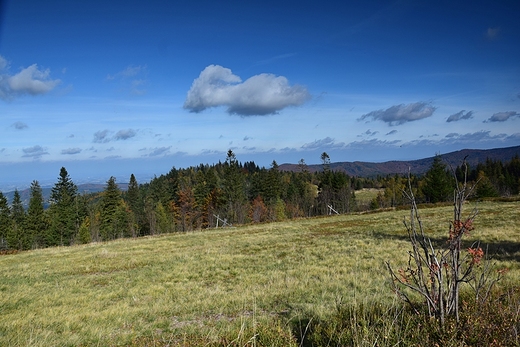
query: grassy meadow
[{"left": 0, "top": 200, "right": 519, "bottom": 346}]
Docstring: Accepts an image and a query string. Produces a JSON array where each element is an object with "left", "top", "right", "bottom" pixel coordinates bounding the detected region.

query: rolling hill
[{"left": 279, "top": 145, "right": 520, "bottom": 176}]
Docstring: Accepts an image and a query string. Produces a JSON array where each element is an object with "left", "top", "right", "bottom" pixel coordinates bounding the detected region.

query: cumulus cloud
[
  {"left": 183, "top": 65, "right": 311, "bottom": 116},
  {"left": 22, "top": 145, "right": 48, "bottom": 159},
  {"left": 447, "top": 110, "right": 474, "bottom": 122},
  {"left": 61, "top": 148, "right": 82, "bottom": 155},
  {"left": 484, "top": 111, "right": 519, "bottom": 122},
  {"left": 0, "top": 56, "right": 61, "bottom": 100},
  {"left": 12, "top": 121, "right": 28, "bottom": 130},
  {"left": 114, "top": 129, "right": 137, "bottom": 140},
  {"left": 358, "top": 102, "right": 436, "bottom": 125}
]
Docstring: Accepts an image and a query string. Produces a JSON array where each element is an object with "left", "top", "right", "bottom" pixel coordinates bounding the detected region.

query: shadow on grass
[{"left": 371, "top": 230, "right": 520, "bottom": 263}]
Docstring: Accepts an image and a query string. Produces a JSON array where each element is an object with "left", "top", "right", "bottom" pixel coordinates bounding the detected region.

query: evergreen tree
[
  {"left": 77, "top": 216, "right": 92, "bottom": 244},
  {"left": 223, "top": 150, "right": 247, "bottom": 223},
  {"left": 265, "top": 160, "right": 281, "bottom": 204},
  {"left": 25, "top": 180, "right": 48, "bottom": 249},
  {"left": 48, "top": 167, "right": 78, "bottom": 246},
  {"left": 421, "top": 155, "right": 453, "bottom": 203},
  {"left": 0, "top": 192, "right": 11, "bottom": 249},
  {"left": 8, "top": 190, "right": 25, "bottom": 250},
  {"left": 127, "top": 174, "right": 140, "bottom": 211},
  {"left": 126, "top": 174, "right": 143, "bottom": 237},
  {"left": 100, "top": 176, "right": 123, "bottom": 240},
  {"left": 475, "top": 171, "right": 499, "bottom": 198}
]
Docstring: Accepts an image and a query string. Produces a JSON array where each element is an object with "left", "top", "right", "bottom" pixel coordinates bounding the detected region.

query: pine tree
[
  {"left": 48, "top": 167, "right": 78, "bottom": 246},
  {"left": 0, "top": 192, "right": 11, "bottom": 250},
  {"left": 25, "top": 180, "right": 48, "bottom": 249}
]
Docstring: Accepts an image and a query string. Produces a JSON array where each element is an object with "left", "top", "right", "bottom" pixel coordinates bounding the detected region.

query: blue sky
[{"left": 1, "top": 0, "right": 519, "bottom": 191}]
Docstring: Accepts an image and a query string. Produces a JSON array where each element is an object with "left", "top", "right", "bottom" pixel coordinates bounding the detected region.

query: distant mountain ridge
[
  {"left": 279, "top": 145, "right": 520, "bottom": 177},
  {"left": 3, "top": 145, "right": 519, "bottom": 207}
]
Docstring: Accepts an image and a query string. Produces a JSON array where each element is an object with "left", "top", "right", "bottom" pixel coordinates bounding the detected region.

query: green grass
[{"left": 0, "top": 201, "right": 519, "bottom": 346}]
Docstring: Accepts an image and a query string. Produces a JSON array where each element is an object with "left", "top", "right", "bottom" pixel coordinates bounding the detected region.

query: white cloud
[
  {"left": 114, "top": 129, "right": 137, "bottom": 140},
  {"left": 61, "top": 148, "right": 82, "bottom": 155},
  {"left": 22, "top": 145, "right": 49, "bottom": 159},
  {"left": 301, "top": 137, "right": 338, "bottom": 149},
  {"left": 484, "top": 111, "right": 519, "bottom": 122},
  {"left": 446, "top": 110, "right": 474, "bottom": 122},
  {"left": 93, "top": 130, "right": 111, "bottom": 143},
  {"left": 93, "top": 128, "right": 137, "bottom": 143},
  {"left": 0, "top": 56, "right": 61, "bottom": 101},
  {"left": 184, "top": 65, "right": 311, "bottom": 116},
  {"left": 358, "top": 102, "right": 436, "bottom": 125},
  {"left": 147, "top": 146, "right": 171, "bottom": 157}
]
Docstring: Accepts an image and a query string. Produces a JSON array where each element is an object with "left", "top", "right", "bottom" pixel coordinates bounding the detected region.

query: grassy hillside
[{"left": 0, "top": 201, "right": 519, "bottom": 346}]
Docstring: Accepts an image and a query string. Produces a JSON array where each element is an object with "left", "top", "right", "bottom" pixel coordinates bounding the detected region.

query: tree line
[{"left": 1, "top": 151, "right": 519, "bottom": 251}]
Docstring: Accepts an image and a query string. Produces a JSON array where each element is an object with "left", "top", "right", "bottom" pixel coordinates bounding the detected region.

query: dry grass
[{"left": 0, "top": 200, "right": 518, "bottom": 346}]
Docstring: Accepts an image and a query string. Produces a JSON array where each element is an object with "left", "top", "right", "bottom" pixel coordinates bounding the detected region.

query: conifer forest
[{"left": 1, "top": 150, "right": 519, "bottom": 251}]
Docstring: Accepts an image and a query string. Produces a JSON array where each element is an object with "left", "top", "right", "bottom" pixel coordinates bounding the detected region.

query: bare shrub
[{"left": 386, "top": 160, "right": 504, "bottom": 328}]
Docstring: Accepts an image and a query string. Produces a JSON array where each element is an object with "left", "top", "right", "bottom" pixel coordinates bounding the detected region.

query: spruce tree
[
  {"left": 100, "top": 176, "right": 124, "bottom": 240},
  {"left": 48, "top": 167, "right": 78, "bottom": 246},
  {"left": 223, "top": 150, "right": 247, "bottom": 223},
  {"left": 422, "top": 155, "right": 453, "bottom": 203},
  {"left": 127, "top": 174, "right": 140, "bottom": 212},
  {"left": 25, "top": 180, "right": 48, "bottom": 249},
  {"left": 0, "top": 192, "right": 11, "bottom": 249},
  {"left": 126, "top": 174, "right": 142, "bottom": 237},
  {"left": 8, "top": 190, "right": 25, "bottom": 250}
]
